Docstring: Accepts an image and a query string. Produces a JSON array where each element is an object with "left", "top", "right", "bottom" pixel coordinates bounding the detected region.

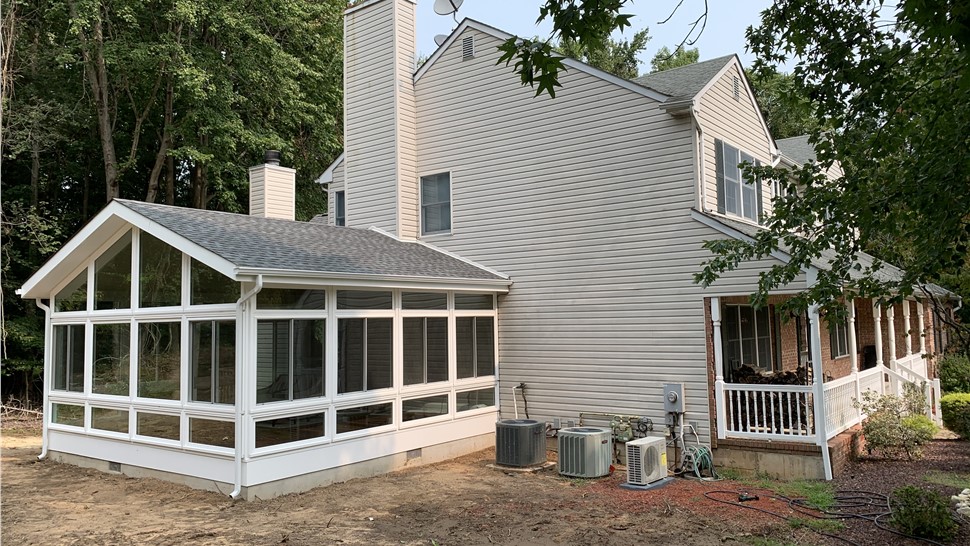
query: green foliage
[
  {"left": 890, "top": 486, "right": 958, "bottom": 542},
  {"left": 649, "top": 46, "right": 699, "bottom": 73},
  {"left": 556, "top": 28, "right": 650, "bottom": 80},
  {"left": 939, "top": 354, "right": 970, "bottom": 394},
  {"left": 498, "top": 0, "right": 635, "bottom": 98},
  {"left": 696, "top": 0, "right": 970, "bottom": 322},
  {"left": 855, "top": 388, "right": 937, "bottom": 460},
  {"left": 773, "top": 480, "right": 836, "bottom": 511},
  {"left": 941, "top": 393, "right": 970, "bottom": 438},
  {"left": 923, "top": 470, "right": 970, "bottom": 489},
  {"left": 746, "top": 67, "right": 821, "bottom": 140}
]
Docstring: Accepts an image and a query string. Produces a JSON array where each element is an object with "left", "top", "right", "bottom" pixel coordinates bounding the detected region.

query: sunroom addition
[{"left": 21, "top": 199, "right": 510, "bottom": 500}]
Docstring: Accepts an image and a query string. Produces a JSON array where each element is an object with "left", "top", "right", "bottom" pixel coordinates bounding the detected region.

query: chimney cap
[{"left": 264, "top": 150, "right": 281, "bottom": 166}]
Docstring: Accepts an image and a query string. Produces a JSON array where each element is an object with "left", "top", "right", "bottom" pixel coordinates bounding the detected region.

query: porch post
[
  {"left": 873, "top": 301, "right": 884, "bottom": 394},
  {"left": 903, "top": 299, "right": 912, "bottom": 356},
  {"left": 711, "top": 297, "right": 727, "bottom": 440},
  {"left": 917, "top": 300, "right": 926, "bottom": 354},
  {"left": 809, "top": 303, "right": 833, "bottom": 480},
  {"left": 887, "top": 304, "right": 897, "bottom": 370},
  {"left": 848, "top": 298, "right": 859, "bottom": 374}
]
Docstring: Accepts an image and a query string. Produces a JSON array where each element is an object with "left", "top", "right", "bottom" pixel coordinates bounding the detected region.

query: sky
[{"left": 416, "top": 0, "right": 775, "bottom": 73}]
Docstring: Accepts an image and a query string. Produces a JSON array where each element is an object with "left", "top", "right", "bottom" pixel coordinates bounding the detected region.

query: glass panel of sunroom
[
  {"left": 338, "top": 318, "right": 392, "bottom": 393},
  {"left": 51, "top": 403, "right": 84, "bottom": 426},
  {"left": 403, "top": 317, "right": 448, "bottom": 385},
  {"left": 137, "top": 322, "right": 180, "bottom": 400},
  {"left": 139, "top": 232, "right": 181, "bottom": 307},
  {"left": 191, "top": 259, "right": 239, "bottom": 305},
  {"left": 256, "top": 320, "right": 325, "bottom": 403},
  {"left": 91, "top": 407, "right": 128, "bottom": 433},
  {"left": 94, "top": 231, "right": 132, "bottom": 310},
  {"left": 93, "top": 323, "right": 130, "bottom": 396},
  {"left": 191, "top": 320, "right": 235, "bottom": 404},
  {"left": 53, "top": 324, "right": 85, "bottom": 392},
  {"left": 255, "top": 412, "right": 326, "bottom": 448},
  {"left": 258, "top": 288, "right": 327, "bottom": 310},
  {"left": 54, "top": 269, "right": 87, "bottom": 312},
  {"left": 137, "top": 412, "right": 180, "bottom": 441}
]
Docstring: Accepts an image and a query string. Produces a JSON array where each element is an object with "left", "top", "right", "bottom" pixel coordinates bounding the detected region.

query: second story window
[
  {"left": 421, "top": 172, "right": 451, "bottom": 235},
  {"left": 335, "top": 191, "right": 346, "bottom": 226},
  {"left": 716, "top": 139, "right": 762, "bottom": 223}
]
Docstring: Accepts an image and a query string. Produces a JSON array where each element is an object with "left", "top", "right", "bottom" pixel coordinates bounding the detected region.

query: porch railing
[{"left": 721, "top": 383, "right": 817, "bottom": 442}]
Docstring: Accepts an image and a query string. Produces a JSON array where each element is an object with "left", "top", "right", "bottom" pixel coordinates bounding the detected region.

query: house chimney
[
  {"left": 249, "top": 150, "right": 296, "bottom": 221},
  {"left": 344, "top": 0, "right": 418, "bottom": 238}
]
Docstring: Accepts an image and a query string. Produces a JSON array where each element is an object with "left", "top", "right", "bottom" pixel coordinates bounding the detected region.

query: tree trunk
[
  {"left": 71, "top": 1, "right": 120, "bottom": 202},
  {"left": 165, "top": 156, "right": 175, "bottom": 205},
  {"left": 145, "top": 77, "right": 173, "bottom": 202},
  {"left": 191, "top": 162, "right": 207, "bottom": 209}
]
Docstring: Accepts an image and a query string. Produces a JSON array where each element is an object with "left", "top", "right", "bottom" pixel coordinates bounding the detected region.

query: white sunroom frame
[{"left": 22, "top": 202, "right": 510, "bottom": 499}]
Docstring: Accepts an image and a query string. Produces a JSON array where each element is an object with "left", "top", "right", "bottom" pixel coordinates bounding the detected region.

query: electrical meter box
[{"left": 663, "top": 383, "right": 685, "bottom": 414}]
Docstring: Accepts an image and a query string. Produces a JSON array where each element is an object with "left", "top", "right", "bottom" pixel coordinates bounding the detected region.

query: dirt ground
[{"left": 2, "top": 421, "right": 966, "bottom": 546}]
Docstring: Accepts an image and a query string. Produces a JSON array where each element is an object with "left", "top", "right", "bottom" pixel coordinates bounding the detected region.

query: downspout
[
  {"left": 690, "top": 104, "right": 705, "bottom": 212},
  {"left": 230, "top": 275, "right": 262, "bottom": 500},
  {"left": 35, "top": 299, "right": 52, "bottom": 461}
]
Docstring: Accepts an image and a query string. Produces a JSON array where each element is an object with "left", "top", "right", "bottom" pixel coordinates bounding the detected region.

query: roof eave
[{"left": 235, "top": 267, "right": 512, "bottom": 292}]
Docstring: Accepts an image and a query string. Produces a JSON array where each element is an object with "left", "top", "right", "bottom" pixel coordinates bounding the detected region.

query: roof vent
[
  {"left": 264, "top": 149, "right": 281, "bottom": 166},
  {"left": 462, "top": 35, "right": 475, "bottom": 60},
  {"left": 732, "top": 76, "right": 740, "bottom": 101}
]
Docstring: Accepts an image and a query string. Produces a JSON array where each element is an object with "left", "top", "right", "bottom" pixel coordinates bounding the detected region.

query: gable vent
[
  {"left": 462, "top": 35, "right": 475, "bottom": 60},
  {"left": 733, "top": 75, "right": 741, "bottom": 101}
]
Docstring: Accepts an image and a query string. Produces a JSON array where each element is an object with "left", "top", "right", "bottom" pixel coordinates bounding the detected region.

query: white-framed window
[
  {"left": 52, "top": 324, "right": 85, "bottom": 392},
  {"left": 830, "top": 319, "right": 850, "bottom": 358},
  {"left": 334, "top": 190, "right": 345, "bottom": 226},
  {"left": 420, "top": 172, "right": 451, "bottom": 235},
  {"left": 721, "top": 304, "right": 773, "bottom": 374},
  {"left": 716, "top": 139, "right": 761, "bottom": 222}
]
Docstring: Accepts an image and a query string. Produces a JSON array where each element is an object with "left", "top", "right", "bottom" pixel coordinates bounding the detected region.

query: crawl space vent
[{"left": 462, "top": 36, "right": 475, "bottom": 60}]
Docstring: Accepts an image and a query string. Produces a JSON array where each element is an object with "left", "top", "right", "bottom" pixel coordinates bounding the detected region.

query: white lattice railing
[
  {"left": 721, "top": 384, "right": 817, "bottom": 442},
  {"left": 823, "top": 374, "right": 859, "bottom": 438},
  {"left": 857, "top": 366, "right": 884, "bottom": 396}
]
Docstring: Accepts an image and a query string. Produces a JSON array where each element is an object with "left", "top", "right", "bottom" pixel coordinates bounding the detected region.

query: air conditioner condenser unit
[
  {"left": 557, "top": 427, "right": 612, "bottom": 478},
  {"left": 626, "top": 436, "right": 668, "bottom": 486}
]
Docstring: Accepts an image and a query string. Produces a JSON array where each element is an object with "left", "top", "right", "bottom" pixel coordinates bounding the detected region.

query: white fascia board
[
  {"left": 315, "top": 152, "right": 345, "bottom": 185},
  {"left": 18, "top": 201, "right": 242, "bottom": 299},
  {"left": 694, "top": 56, "right": 778, "bottom": 158},
  {"left": 238, "top": 269, "right": 511, "bottom": 293},
  {"left": 413, "top": 19, "right": 669, "bottom": 103},
  {"left": 689, "top": 208, "right": 817, "bottom": 274}
]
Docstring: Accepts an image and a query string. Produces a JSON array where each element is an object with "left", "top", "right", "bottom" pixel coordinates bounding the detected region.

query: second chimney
[{"left": 249, "top": 150, "right": 296, "bottom": 221}]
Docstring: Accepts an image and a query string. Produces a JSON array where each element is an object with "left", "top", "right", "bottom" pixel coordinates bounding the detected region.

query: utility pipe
[
  {"left": 35, "top": 299, "right": 52, "bottom": 461},
  {"left": 229, "top": 275, "right": 263, "bottom": 500}
]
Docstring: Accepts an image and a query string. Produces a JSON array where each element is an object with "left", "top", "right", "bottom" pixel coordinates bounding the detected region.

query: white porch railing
[
  {"left": 721, "top": 383, "right": 817, "bottom": 442},
  {"left": 896, "top": 353, "right": 928, "bottom": 378}
]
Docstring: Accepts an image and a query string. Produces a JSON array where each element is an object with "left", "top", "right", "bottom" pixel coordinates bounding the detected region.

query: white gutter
[
  {"left": 35, "top": 299, "right": 52, "bottom": 461},
  {"left": 229, "top": 275, "right": 263, "bottom": 499}
]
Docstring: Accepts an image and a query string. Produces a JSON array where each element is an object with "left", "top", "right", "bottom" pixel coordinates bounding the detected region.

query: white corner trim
[
  {"left": 315, "top": 152, "right": 345, "bottom": 185},
  {"left": 689, "top": 208, "right": 817, "bottom": 273},
  {"left": 413, "top": 19, "right": 669, "bottom": 103},
  {"left": 344, "top": 0, "right": 415, "bottom": 16}
]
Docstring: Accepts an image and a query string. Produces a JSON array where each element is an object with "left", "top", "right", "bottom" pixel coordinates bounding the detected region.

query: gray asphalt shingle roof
[
  {"left": 696, "top": 211, "right": 954, "bottom": 297},
  {"left": 632, "top": 55, "right": 735, "bottom": 101},
  {"left": 776, "top": 135, "right": 817, "bottom": 165},
  {"left": 116, "top": 200, "right": 506, "bottom": 281}
]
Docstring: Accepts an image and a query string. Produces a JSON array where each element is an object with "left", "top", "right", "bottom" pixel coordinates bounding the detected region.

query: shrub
[
  {"left": 890, "top": 486, "right": 958, "bottom": 542},
  {"left": 855, "top": 389, "right": 937, "bottom": 460},
  {"left": 939, "top": 354, "right": 970, "bottom": 394},
  {"left": 941, "top": 393, "right": 970, "bottom": 438}
]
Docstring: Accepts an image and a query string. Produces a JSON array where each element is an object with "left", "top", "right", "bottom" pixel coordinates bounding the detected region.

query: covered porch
[{"left": 707, "top": 293, "right": 943, "bottom": 480}]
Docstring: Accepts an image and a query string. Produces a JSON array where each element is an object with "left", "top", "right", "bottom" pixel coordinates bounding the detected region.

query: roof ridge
[{"left": 634, "top": 53, "right": 735, "bottom": 80}]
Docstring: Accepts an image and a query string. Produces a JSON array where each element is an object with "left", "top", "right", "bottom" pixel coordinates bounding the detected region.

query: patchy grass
[
  {"left": 742, "top": 537, "right": 797, "bottom": 546},
  {"left": 922, "top": 470, "right": 970, "bottom": 489},
  {"left": 721, "top": 471, "right": 837, "bottom": 511},
  {"left": 788, "top": 517, "right": 846, "bottom": 533}
]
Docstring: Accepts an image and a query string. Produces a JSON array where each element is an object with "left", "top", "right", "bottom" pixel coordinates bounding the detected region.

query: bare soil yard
[{"left": 2, "top": 422, "right": 967, "bottom": 546}]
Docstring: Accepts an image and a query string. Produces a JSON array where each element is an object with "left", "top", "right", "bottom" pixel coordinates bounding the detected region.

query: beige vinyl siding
[
  {"left": 395, "top": 2, "right": 418, "bottom": 238},
  {"left": 249, "top": 165, "right": 295, "bottom": 220},
  {"left": 344, "top": 2, "right": 399, "bottom": 234},
  {"left": 415, "top": 28, "right": 736, "bottom": 439},
  {"left": 328, "top": 162, "right": 345, "bottom": 225},
  {"left": 698, "top": 64, "right": 774, "bottom": 218}
]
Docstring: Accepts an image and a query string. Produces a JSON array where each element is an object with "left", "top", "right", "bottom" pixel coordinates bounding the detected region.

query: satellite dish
[
  {"left": 433, "top": 0, "right": 463, "bottom": 16},
  {"left": 434, "top": 34, "right": 448, "bottom": 46}
]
